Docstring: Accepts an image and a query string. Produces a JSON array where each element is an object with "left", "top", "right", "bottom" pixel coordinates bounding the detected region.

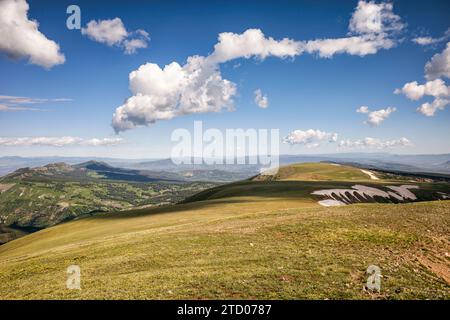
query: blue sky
[{"left": 0, "top": 0, "right": 449, "bottom": 158}]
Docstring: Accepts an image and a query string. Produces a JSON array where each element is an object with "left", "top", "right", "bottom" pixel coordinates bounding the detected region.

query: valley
[{"left": 0, "top": 161, "right": 217, "bottom": 243}]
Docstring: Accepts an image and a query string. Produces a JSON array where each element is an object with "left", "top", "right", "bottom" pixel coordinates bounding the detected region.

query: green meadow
[{"left": 0, "top": 163, "right": 448, "bottom": 299}]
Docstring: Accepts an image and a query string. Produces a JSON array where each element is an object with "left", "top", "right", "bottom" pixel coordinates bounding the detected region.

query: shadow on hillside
[
  {"left": 89, "top": 180, "right": 375, "bottom": 221},
  {"left": 91, "top": 179, "right": 450, "bottom": 222}
]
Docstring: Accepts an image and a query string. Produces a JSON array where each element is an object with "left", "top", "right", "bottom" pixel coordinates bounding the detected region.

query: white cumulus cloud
[
  {"left": 356, "top": 106, "right": 370, "bottom": 113},
  {"left": 304, "top": 0, "right": 404, "bottom": 58},
  {"left": 112, "top": 56, "right": 237, "bottom": 132},
  {"left": 81, "top": 18, "right": 128, "bottom": 46},
  {"left": 112, "top": 1, "right": 405, "bottom": 132},
  {"left": 348, "top": 1, "right": 404, "bottom": 35},
  {"left": 425, "top": 42, "right": 450, "bottom": 80},
  {"left": 210, "top": 28, "right": 302, "bottom": 63},
  {"left": 0, "top": 0, "right": 65, "bottom": 68},
  {"left": 357, "top": 106, "right": 396, "bottom": 126},
  {"left": 82, "top": 18, "right": 149, "bottom": 54},
  {"left": 416, "top": 98, "right": 450, "bottom": 116},
  {"left": 283, "top": 129, "right": 338, "bottom": 148},
  {"left": 395, "top": 78, "right": 450, "bottom": 116},
  {"left": 254, "top": 89, "right": 269, "bottom": 108},
  {"left": 112, "top": 29, "right": 299, "bottom": 132}
]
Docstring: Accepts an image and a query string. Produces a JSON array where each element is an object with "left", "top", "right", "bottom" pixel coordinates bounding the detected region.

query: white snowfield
[
  {"left": 438, "top": 192, "right": 450, "bottom": 199},
  {"left": 318, "top": 199, "right": 346, "bottom": 207},
  {"left": 361, "top": 169, "right": 379, "bottom": 180},
  {"left": 313, "top": 184, "right": 420, "bottom": 206}
]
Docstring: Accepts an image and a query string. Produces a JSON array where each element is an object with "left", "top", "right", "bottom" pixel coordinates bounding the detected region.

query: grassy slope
[
  {"left": 0, "top": 163, "right": 449, "bottom": 299},
  {"left": 256, "top": 163, "right": 372, "bottom": 181}
]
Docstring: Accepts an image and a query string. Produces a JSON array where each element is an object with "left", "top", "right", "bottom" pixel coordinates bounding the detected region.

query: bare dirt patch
[{"left": 0, "top": 183, "right": 15, "bottom": 193}]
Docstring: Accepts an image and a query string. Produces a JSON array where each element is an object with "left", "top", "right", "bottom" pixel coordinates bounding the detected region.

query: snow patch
[
  {"left": 312, "top": 184, "right": 420, "bottom": 205},
  {"left": 438, "top": 192, "right": 449, "bottom": 199},
  {"left": 318, "top": 199, "right": 346, "bottom": 207},
  {"left": 386, "top": 185, "right": 418, "bottom": 200},
  {"left": 361, "top": 169, "right": 379, "bottom": 180}
]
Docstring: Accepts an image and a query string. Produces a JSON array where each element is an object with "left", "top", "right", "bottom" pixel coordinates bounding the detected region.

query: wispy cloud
[
  {"left": 0, "top": 137, "right": 125, "bottom": 147},
  {"left": 0, "top": 95, "right": 72, "bottom": 112},
  {"left": 412, "top": 28, "right": 450, "bottom": 46},
  {"left": 338, "top": 137, "right": 412, "bottom": 149},
  {"left": 0, "top": 104, "right": 46, "bottom": 112}
]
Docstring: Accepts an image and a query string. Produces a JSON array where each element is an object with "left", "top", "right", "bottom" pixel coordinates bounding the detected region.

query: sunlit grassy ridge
[
  {"left": 0, "top": 163, "right": 448, "bottom": 299},
  {"left": 254, "top": 162, "right": 375, "bottom": 181}
]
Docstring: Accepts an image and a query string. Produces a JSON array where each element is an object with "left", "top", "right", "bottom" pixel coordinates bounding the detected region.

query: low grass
[
  {"left": 0, "top": 197, "right": 448, "bottom": 299},
  {"left": 0, "top": 163, "right": 448, "bottom": 299},
  {"left": 255, "top": 163, "right": 374, "bottom": 182}
]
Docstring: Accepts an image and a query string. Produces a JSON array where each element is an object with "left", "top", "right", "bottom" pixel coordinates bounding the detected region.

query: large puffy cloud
[
  {"left": 338, "top": 137, "right": 412, "bottom": 149},
  {"left": 112, "top": 56, "right": 236, "bottom": 132},
  {"left": 425, "top": 42, "right": 450, "bottom": 80},
  {"left": 0, "top": 136, "right": 124, "bottom": 147},
  {"left": 305, "top": 0, "right": 404, "bottom": 58},
  {"left": 283, "top": 129, "right": 338, "bottom": 148},
  {"left": 112, "top": 1, "right": 405, "bottom": 132},
  {"left": 112, "top": 30, "right": 296, "bottom": 132},
  {"left": 395, "top": 79, "right": 450, "bottom": 116},
  {"left": 82, "top": 18, "right": 150, "bottom": 54},
  {"left": 254, "top": 89, "right": 269, "bottom": 108},
  {"left": 356, "top": 105, "right": 396, "bottom": 126},
  {"left": 348, "top": 1, "right": 404, "bottom": 35},
  {"left": 0, "top": 0, "right": 65, "bottom": 68}
]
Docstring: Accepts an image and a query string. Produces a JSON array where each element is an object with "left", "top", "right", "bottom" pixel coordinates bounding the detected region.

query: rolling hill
[
  {"left": 0, "top": 163, "right": 448, "bottom": 299},
  {"left": 0, "top": 161, "right": 216, "bottom": 243}
]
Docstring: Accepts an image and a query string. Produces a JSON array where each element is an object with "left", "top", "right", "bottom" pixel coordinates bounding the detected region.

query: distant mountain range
[
  {"left": 2, "top": 153, "right": 450, "bottom": 178},
  {"left": 0, "top": 159, "right": 254, "bottom": 182}
]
